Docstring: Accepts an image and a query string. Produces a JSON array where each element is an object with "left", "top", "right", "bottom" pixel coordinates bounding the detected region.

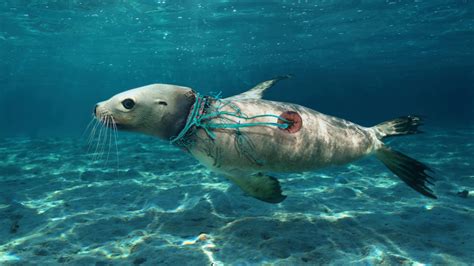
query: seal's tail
[{"left": 372, "top": 116, "right": 437, "bottom": 199}]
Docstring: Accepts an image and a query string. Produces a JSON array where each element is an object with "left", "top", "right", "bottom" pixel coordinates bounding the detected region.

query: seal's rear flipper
[
  {"left": 375, "top": 146, "right": 437, "bottom": 199},
  {"left": 373, "top": 115, "right": 423, "bottom": 140},
  {"left": 226, "top": 173, "right": 286, "bottom": 203}
]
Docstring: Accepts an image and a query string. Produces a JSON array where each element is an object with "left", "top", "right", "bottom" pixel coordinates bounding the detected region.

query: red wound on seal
[{"left": 278, "top": 111, "right": 302, "bottom": 133}]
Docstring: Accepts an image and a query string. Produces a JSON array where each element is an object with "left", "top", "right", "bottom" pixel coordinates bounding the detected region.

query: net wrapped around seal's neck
[{"left": 169, "top": 92, "right": 291, "bottom": 149}]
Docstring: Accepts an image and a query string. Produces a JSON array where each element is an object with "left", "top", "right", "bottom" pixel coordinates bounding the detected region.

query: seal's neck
[
  {"left": 156, "top": 90, "right": 197, "bottom": 141},
  {"left": 169, "top": 92, "right": 210, "bottom": 146}
]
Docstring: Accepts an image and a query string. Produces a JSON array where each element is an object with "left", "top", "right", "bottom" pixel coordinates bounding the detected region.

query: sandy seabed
[{"left": 0, "top": 128, "right": 473, "bottom": 265}]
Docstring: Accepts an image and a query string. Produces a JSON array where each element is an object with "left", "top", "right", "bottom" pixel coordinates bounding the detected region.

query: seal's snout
[
  {"left": 93, "top": 102, "right": 117, "bottom": 128},
  {"left": 94, "top": 101, "right": 106, "bottom": 118}
]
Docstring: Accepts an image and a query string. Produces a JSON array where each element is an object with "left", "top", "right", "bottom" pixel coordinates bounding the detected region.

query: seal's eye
[{"left": 122, "top": 99, "right": 135, "bottom": 110}]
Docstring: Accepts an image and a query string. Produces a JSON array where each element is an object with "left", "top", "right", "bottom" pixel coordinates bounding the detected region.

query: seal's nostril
[{"left": 94, "top": 104, "right": 98, "bottom": 116}]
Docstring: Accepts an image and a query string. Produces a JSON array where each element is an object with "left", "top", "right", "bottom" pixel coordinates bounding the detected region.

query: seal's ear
[
  {"left": 184, "top": 89, "right": 196, "bottom": 101},
  {"left": 154, "top": 99, "right": 168, "bottom": 106}
]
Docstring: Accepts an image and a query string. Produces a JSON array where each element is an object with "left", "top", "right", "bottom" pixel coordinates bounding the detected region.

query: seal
[{"left": 94, "top": 77, "right": 436, "bottom": 203}]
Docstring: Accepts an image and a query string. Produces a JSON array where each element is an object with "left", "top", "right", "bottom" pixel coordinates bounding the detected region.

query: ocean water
[{"left": 1, "top": 0, "right": 473, "bottom": 265}]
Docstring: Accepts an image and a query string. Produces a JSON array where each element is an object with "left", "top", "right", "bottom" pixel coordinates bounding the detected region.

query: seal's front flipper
[
  {"left": 226, "top": 75, "right": 292, "bottom": 100},
  {"left": 226, "top": 173, "right": 287, "bottom": 203}
]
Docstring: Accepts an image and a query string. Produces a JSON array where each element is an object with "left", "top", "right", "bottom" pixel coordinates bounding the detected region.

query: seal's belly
[{"left": 189, "top": 99, "right": 378, "bottom": 173}]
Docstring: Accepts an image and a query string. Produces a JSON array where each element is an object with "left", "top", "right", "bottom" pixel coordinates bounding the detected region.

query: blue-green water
[{"left": 1, "top": 1, "right": 473, "bottom": 265}]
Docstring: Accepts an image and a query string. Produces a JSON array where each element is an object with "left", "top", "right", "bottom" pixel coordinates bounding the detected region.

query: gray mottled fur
[{"left": 189, "top": 98, "right": 382, "bottom": 176}]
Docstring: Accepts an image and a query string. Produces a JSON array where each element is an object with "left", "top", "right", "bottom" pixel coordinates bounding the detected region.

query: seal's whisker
[
  {"left": 93, "top": 116, "right": 106, "bottom": 161},
  {"left": 105, "top": 116, "right": 113, "bottom": 165},
  {"left": 87, "top": 118, "right": 99, "bottom": 146},
  {"left": 81, "top": 117, "right": 96, "bottom": 140},
  {"left": 100, "top": 115, "right": 111, "bottom": 161},
  {"left": 91, "top": 119, "right": 100, "bottom": 160},
  {"left": 101, "top": 116, "right": 112, "bottom": 162},
  {"left": 111, "top": 116, "right": 120, "bottom": 176},
  {"left": 87, "top": 119, "right": 100, "bottom": 155},
  {"left": 97, "top": 116, "right": 107, "bottom": 160},
  {"left": 97, "top": 116, "right": 109, "bottom": 162}
]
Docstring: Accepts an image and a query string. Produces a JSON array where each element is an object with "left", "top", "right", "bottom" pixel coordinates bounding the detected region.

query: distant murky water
[{"left": 1, "top": 0, "right": 473, "bottom": 136}]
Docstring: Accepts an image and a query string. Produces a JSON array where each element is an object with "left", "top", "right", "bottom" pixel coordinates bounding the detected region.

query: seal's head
[{"left": 95, "top": 84, "right": 195, "bottom": 139}]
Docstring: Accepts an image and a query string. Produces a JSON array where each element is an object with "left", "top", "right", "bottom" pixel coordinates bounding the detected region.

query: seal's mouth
[
  {"left": 98, "top": 115, "right": 131, "bottom": 131},
  {"left": 95, "top": 113, "right": 118, "bottom": 129},
  {"left": 114, "top": 123, "right": 128, "bottom": 130},
  {"left": 94, "top": 103, "right": 131, "bottom": 131}
]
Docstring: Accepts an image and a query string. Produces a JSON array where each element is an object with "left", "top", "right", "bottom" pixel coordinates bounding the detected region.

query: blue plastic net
[{"left": 170, "top": 92, "right": 290, "bottom": 148}]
